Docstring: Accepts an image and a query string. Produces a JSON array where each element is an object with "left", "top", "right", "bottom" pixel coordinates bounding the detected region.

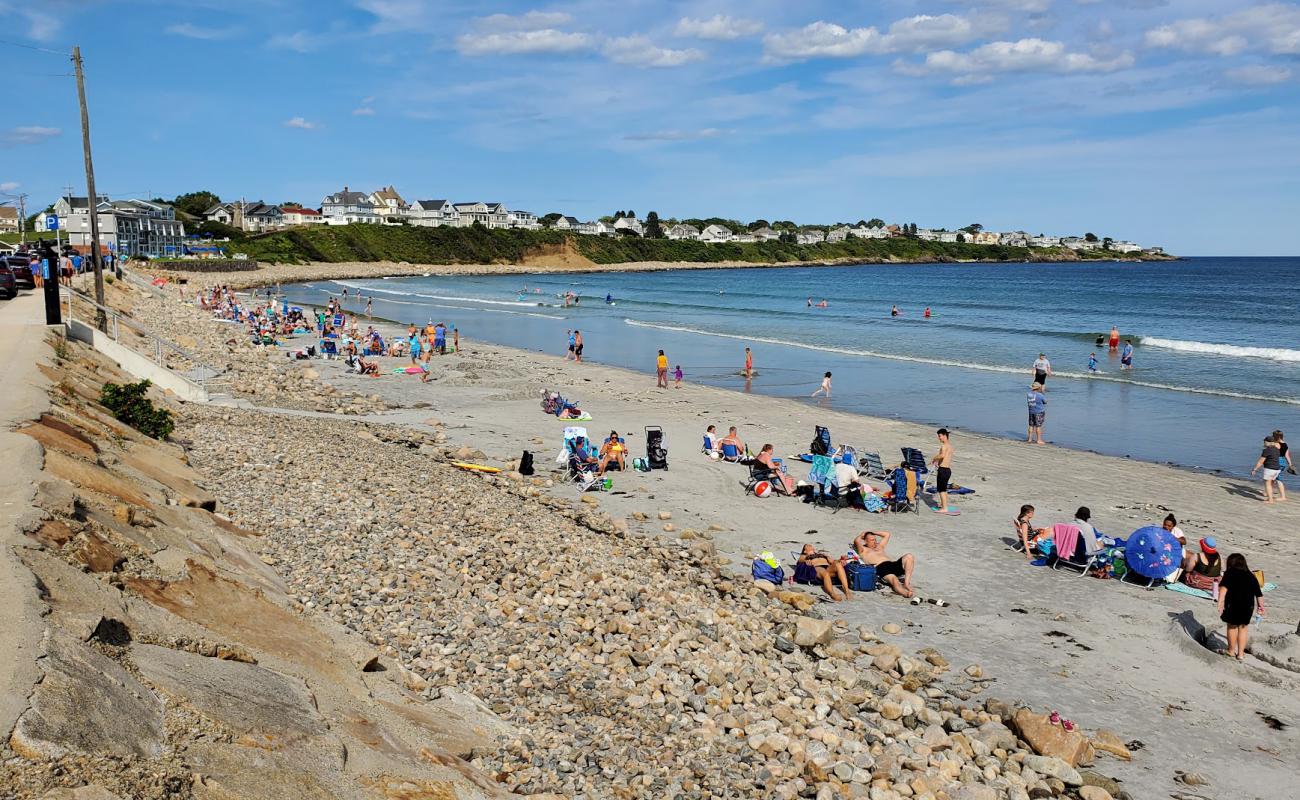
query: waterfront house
[
  {"left": 552, "top": 215, "right": 579, "bottom": 230},
  {"left": 733, "top": 233, "right": 758, "bottom": 244},
  {"left": 666, "top": 224, "right": 700, "bottom": 240},
  {"left": 972, "top": 231, "right": 1000, "bottom": 245},
  {"left": 242, "top": 202, "right": 283, "bottom": 232},
  {"left": 576, "top": 221, "right": 599, "bottom": 236},
  {"left": 937, "top": 231, "right": 960, "bottom": 243},
  {"left": 699, "top": 224, "right": 734, "bottom": 243},
  {"left": 751, "top": 226, "right": 781, "bottom": 242},
  {"left": 322, "top": 187, "right": 379, "bottom": 225},
  {"left": 281, "top": 207, "right": 323, "bottom": 226},
  {"left": 826, "top": 225, "right": 851, "bottom": 243},
  {"left": 407, "top": 200, "right": 451, "bottom": 227},
  {"left": 1026, "top": 235, "right": 1061, "bottom": 248},
  {"left": 1110, "top": 241, "right": 1143, "bottom": 253},
  {"left": 53, "top": 196, "right": 186, "bottom": 258},
  {"left": 849, "top": 225, "right": 889, "bottom": 240},
  {"left": 369, "top": 186, "right": 407, "bottom": 222},
  {"left": 999, "top": 232, "right": 1028, "bottom": 247},
  {"left": 796, "top": 230, "right": 825, "bottom": 245},
  {"left": 452, "top": 202, "right": 511, "bottom": 229},
  {"left": 612, "top": 216, "right": 644, "bottom": 236},
  {"left": 509, "top": 210, "right": 540, "bottom": 230}
]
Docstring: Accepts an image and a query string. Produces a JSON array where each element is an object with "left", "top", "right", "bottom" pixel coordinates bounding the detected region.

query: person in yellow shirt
[{"left": 656, "top": 349, "right": 669, "bottom": 389}]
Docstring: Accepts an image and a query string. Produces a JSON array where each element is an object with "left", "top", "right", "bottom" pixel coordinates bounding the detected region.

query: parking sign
[{"left": 45, "top": 214, "right": 59, "bottom": 231}]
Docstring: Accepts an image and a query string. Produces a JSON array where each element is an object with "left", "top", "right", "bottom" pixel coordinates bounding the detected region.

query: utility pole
[
  {"left": 72, "top": 45, "right": 106, "bottom": 331},
  {"left": 16, "top": 194, "right": 27, "bottom": 245}
]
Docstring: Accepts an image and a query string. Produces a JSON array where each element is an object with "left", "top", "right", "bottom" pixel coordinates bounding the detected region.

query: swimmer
[
  {"left": 1108, "top": 325, "right": 1120, "bottom": 350},
  {"left": 891, "top": 305, "right": 900, "bottom": 317},
  {"left": 816, "top": 299, "right": 828, "bottom": 308},
  {"left": 605, "top": 293, "right": 614, "bottom": 304},
  {"left": 807, "top": 297, "right": 814, "bottom": 307},
  {"left": 924, "top": 307, "right": 931, "bottom": 318}
]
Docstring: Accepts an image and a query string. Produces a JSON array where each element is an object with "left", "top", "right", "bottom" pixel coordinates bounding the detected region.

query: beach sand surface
[{"left": 299, "top": 328, "right": 1300, "bottom": 800}]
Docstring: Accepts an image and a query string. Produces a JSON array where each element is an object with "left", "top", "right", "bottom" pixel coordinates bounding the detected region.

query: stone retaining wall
[{"left": 151, "top": 259, "right": 259, "bottom": 272}]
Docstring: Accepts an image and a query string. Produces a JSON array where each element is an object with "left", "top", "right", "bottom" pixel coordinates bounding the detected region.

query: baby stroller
[{"left": 645, "top": 426, "right": 668, "bottom": 470}]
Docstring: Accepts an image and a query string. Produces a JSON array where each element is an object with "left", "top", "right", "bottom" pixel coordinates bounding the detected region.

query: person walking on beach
[
  {"left": 1032, "top": 353, "right": 1052, "bottom": 387},
  {"left": 1251, "top": 434, "right": 1286, "bottom": 503},
  {"left": 673, "top": 364, "right": 683, "bottom": 388},
  {"left": 744, "top": 347, "right": 753, "bottom": 379},
  {"left": 811, "top": 371, "right": 832, "bottom": 399},
  {"left": 931, "top": 428, "right": 958, "bottom": 515},
  {"left": 1218, "top": 552, "right": 1264, "bottom": 660},
  {"left": 573, "top": 330, "right": 584, "bottom": 363},
  {"left": 656, "top": 350, "right": 669, "bottom": 388},
  {"left": 1120, "top": 339, "right": 1134, "bottom": 370},
  {"left": 1273, "top": 429, "right": 1293, "bottom": 476},
  {"left": 565, "top": 330, "right": 576, "bottom": 360},
  {"left": 1027, "top": 382, "right": 1047, "bottom": 445},
  {"left": 365, "top": 297, "right": 372, "bottom": 319}
]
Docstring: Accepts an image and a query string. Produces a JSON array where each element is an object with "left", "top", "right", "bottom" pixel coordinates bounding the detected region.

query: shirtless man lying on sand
[{"left": 852, "top": 530, "right": 916, "bottom": 599}]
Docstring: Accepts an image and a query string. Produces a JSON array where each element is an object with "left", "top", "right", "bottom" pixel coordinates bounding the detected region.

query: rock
[
  {"left": 657, "top": 510, "right": 673, "bottom": 520},
  {"left": 71, "top": 532, "right": 124, "bottom": 573},
  {"left": 1024, "top": 755, "right": 1083, "bottom": 786},
  {"left": 30, "top": 519, "right": 75, "bottom": 548},
  {"left": 662, "top": 523, "right": 676, "bottom": 533},
  {"left": 949, "top": 787, "right": 997, "bottom": 800},
  {"left": 1079, "top": 784, "right": 1115, "bottom": 800},
  {"left": 112, "top": 504, "right": 135, "bottom": 525},
  {"left": 11, "top": 633, "right": 165, "bottom": 760},
  {"left": 1092, "top": 729, "right": 1132, "bottom": 761},
  {"left": 882, "top": 623, "right": 902, "bottom": 635},
  {"left": 775, "top": 590, "right": 816, "bottom": 611},
  {"left": 880, "top": 702, "right": 904, "bottom": 720},
  {"left": 1176, "top": 772, "right": 1209, "bottom": 787},
  {"left": 579, "top": 494, "right": 599, "bottom": 506},
  {"left": 1013, "top": 708, "right": 1093, "bottom": 767},
  {"left": 41, "top": 788, "right": 124, "bottom": 800},
  {"left": 964, "top": 663, "right": 983, "bottom": 678},
  {"left": 823, "top": 638, "right": 859, "bottom": 662},
  {"left": 793, "top": 616, "right": 835, "bottom": 648},
  {"left": 753, "top": 579, "right": 777, "bottom": 594}
]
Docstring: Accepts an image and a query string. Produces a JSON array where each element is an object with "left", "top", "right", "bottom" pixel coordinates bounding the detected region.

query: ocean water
[{"left": 281, "top": 257, "right": 1299, "bottom": 477}]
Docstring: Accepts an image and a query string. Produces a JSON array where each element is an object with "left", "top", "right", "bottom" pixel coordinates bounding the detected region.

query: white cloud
[
  {"left": 763, "top": 14, "right": 998, "bottom": 61},
  {"left": 10, "top": 7, "right": 61, "bottom": 42},
  {"left": 165, "top": 22, "right": 238, "bottom": 40},
  {"left": 602, "top": 36, "right": 705, "bottom": 67},
  {"left": 474, "top": 11, "right": 574, "bottom": 32},
  {"left": 904, "top": 39, "right": 1135, "bottom": 77},
  {"left": 356, "top": 0, "right": 442, "bottom": 33},
  {"left": 1145, "top": 4, "right": 1300, "bottom": 56},
  {"left": 1225, "top": 64, "right": 1293, "bottom": 85},
  {"left": 268, "top": 30, "right": 331, "bottom": 53},
  {"left": 352, "top": 106, "right": 376, "bottom": 116},
  {"left": 0, "top": 181, "right": 19, "bottom": 191},
  {"left": 457, "top": 29, "right": 594, "bottom": 56},
  {"left": 3, "top": 125, "right": 61, "bottom": 146},
  {"left": 674, "top": 15, "right": 764, "bottom": 40},
  {"left": 283, "top": 117, "right": 318, "bottom": 130},
  {"left": 624, "top": 128, "right": 726, "bottom": 141}
]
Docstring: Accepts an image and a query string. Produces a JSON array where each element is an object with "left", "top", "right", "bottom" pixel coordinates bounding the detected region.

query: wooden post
[{"left": 72, "top": 46, "right": 106, "bottom": 331}]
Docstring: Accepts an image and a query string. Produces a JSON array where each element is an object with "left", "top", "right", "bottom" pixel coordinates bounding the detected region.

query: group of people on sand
[
  {"left": 795, "top": 531, "right": 919, "bottom": 602},
  {"left": 1251, "top": 429, "right": 1291, "bottom": 504}
]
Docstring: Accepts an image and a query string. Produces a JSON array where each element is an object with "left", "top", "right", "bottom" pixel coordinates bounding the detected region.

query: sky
[{"left": 1, "top": 1, "right": 1298, "bottom": 255}]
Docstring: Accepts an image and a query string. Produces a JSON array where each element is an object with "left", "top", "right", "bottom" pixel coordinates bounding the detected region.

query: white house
[
  {"left": 281, "top": 207, "right": 323, "bottom": 226},
  {"left": 552, "top": 215, "right": 580, "bottom": 230},
  {"left": 937, "top": 231, "right": 960, "bottom": 243},
  {"left": 407, "top": 200, "right": 452, "bottom": 227},
  {"left": 509, "top": 210, "right": 540, "bottom": 230},
  {"left": 748, "top": 226, "right": 780, "bottom": 242},
  {"left": 666, "top": 224, "right": 699, "bottom": 240},
  {"left": 1061, "top": 236, "right": 1099, "bottom": 250},
  {"left": 796, "top": 230, "right": 825, "bottom": 245},
  {"left": 999, "top": 232, "right": 1029, "bottom": 247},
  {"left": 1026, "top": 235, "right": 1061, "bottom": 248},
  {"left": 699, "top": 224, "right": 734, "bottom": 243},
  {"left": 732, "top": 233, "right": 757, "bottom": 243},
  {"left": 368, "top": 186, "right": 406, "bottom": 221},
  {"left": 576, "top": 221, "right": 601, "bottom": 236},
  {"left": 849, "top": 226, "right": 889, "bottom": 240},
  {"left": 321, "top": 187, "right": 379, "bottom": 225},
  {"left": 612, "top": 216, "right": 644, "bottom": 236},
  {"left": 1110, "top": 241, "right": 1143, "bottom": 253},
  {"left": 826, "top": 225, "right": 851, "bottom": 243},
  {"left": 452, "top": 202, "right": 510, "bottom": 229}
]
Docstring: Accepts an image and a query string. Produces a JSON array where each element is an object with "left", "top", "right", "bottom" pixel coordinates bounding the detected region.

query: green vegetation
[
  {"left": 99, "top": 380, "right": 175, "bottom": 440},
  {"left": 211, "top": 223, "right": 1168, "bottom": 266}
]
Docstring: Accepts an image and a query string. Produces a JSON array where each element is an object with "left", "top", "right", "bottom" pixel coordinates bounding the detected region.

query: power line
[{"left": 0, "top": 38, "right": 67, "bottom": 56}]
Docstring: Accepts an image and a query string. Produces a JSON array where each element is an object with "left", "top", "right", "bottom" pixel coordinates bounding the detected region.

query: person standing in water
[
  {"left": 744, "top": 347, "right": 753, "bottom": 379},
  {"left": 1088, "top": 352, "right": 1099, "bottom": 373},
  {"left": 811, "top": 371, "right": 832, "bottom": 399},
  {"left": 365, "top": 297, "right": 373, "bottom": 320},
  {"left": 931, "top": 428, "right": 958, "bottom": 515},
  {"left": 891, "top": 305, "right": 900, "bottom": 317},
  {"left": 924, "top": 307, "right": 931, "bottom": 318},
  {"left": 673, "top": 364, "right": 683, "bottom": 388},
  {"left": 1032, "top": 353, "right": 1052, "bottom": 388},
  {"left": 1120, "top": 339, "right": 1134, "bottom": 370},
  {"left": 565, "top": 330, "right": 576, "bottom": 360},
  {"left": 1108, "top": 325, "right": 1120, "bottom": 350},
  {"left": 1027, "top": 382, "right": 1047, "bottom": 445}
]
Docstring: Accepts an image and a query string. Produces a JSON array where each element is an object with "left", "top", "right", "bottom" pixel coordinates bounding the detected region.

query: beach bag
[
  {"left": 751, "top": 558, "right": 784, "bottom": 585},
  {"left": 846, "top": 562, "right": 877, "bottom": 591},
  {"left": 793, "top": 562, "right": 819, "bottom": 585},
  {"left": 1253, "top": 569, "right": 1266, "bottom": 589},
  {"left": 862, "top": 493, "right": 887, "bottom": 513},
  {"left": 519, "top": 450, "right": 534, "bottom": 476},
  {"left": 631, "top": 457, "right": 649, "bottom": 472},
  {"left": 1037, "top": 538, "right": 1055, "bottom": 557}
]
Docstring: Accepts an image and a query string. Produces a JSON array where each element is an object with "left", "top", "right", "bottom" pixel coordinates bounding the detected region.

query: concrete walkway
[{"left": 0, "top": 291, "right": 53, "bottom": 741}]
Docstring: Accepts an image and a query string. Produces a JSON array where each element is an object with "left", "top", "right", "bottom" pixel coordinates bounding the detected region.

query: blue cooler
[{"left": 846, "top": 562, "right": 877, "bottom": 591}]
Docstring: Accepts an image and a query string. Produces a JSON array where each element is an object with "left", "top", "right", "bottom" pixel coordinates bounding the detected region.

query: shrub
[{"left": 99, "top": 379, "right": 174, "bottom": 439}]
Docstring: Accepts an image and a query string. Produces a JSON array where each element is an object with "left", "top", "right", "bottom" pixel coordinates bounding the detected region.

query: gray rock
[{"left": 1024, "top": 754, "right": 1083, "bottom": 786}]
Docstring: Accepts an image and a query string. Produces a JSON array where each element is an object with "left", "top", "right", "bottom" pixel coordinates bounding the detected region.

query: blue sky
[{"left": 2, "top": 0, "right": 1298, "bottom": 255}]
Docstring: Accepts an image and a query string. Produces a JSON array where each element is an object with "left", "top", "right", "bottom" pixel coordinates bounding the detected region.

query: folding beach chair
[
  {"left": 858, "top": 451, "right": 888, "bottom": 480},
  {"left": 885, "top": 467, "right": 922, "bottom": 514},
  {"left": 810, "top": 426, "right": 832, "bottom": 457},
  {"left": 901, "top": 447, "right": 929, "bottom": 477},
  {"left": 319, "top": 339, "right": 339, "bottom": 359},
  {"left": 562, "top": 427, "right": 603, "bottom": 491},
  {"left": 1050, "top": 523, "right": 1109, "bottom": 577},
  {"left": 720, "top": 442, "right": 745, "bottom": 463}
]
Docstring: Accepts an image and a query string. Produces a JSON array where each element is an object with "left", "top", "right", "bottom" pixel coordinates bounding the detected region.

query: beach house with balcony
[
  {"left": 699, "top": 224, "right": 734, "bottom": 243},
  {"left": 322, "top": 187, "right": 379, "bottom": 225},
  {"left": 408, "top": 200, "right": 452, "bottom": 227},
  {"left": 666, "top": 224, "right": 699, "bottom": 240},
  {"left": 369, "top": 186, "right": 407, "bottom": 222}
]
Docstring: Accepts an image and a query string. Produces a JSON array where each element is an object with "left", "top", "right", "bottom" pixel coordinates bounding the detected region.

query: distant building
[
  {"left": 408, "top": 200, "right": 453, "bottom": 227},
  {"left": 796, "top": 230, "right": 825, "bottom": 245},
  {"left": 699, "top": 224, "right": 734, "bottom": 243},
  {"left": 666, "top": 224, "right": 699, "bottom": 240},
  {"left": 368, "top": 186, "right": 407, "bottom": 221},
  {"left": 1110, "top": 241, "right": 1143, "bottom": 253},
  {"left": 999, "top": 232, "right": 1029, "bottom": 247},
  {"left": 848, "top": 226, "right": 889, "bottom": 240},
  {"left": 201, "top": 201, "right": 282, "bottom": 232},
  {"left": 322, "top": 187, "right": 379, "bottom": 225},
  {"left": 281, "top": 207, "right": 323, "bottom": 226},
  {"left": 612, "top": 216, "right": 644, "bottom": 236},
  {"left": 826, "top": 225, "right": 851, "bottom": 243},
  {"left": 452, "top": 202, "right": 510, "bottom": 229},
  {"left": 552, "top": 215, "right": 580, "bottom": 230},
  {"left": 509, "top": 210, "right": 540, "bottom": 229},
  {"left": 972, "top": 231, "right": 1000, "bottom": 245},
  {"left": 751, "top": 226, "right": 781, "bottom": 242},
  {"left": 53, "top": 196, "right": 186, "bottom": 258},
  {"left": 0, "top": 206, "right": 19, "bottom": 233}
]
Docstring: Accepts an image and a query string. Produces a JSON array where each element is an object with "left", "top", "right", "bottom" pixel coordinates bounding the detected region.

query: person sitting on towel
[
  {"left": 852, "top": 530, "right": 916, "bottom": 599},
  {"left": 1014, "top": 504, "right": 1051, "bottom": 560},
  {"left": 1180, "top": 537, "right": 1222, "bottom": 591}
]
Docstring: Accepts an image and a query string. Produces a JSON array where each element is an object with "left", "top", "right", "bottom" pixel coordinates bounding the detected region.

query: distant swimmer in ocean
[
  {"left": 605, "top": 293, "right": 614, "bottom": 305},
  {"left": 924, "top": 307, "right": 931, "bottom": 318},
  {"left": 816, "top": 299, "right": 828, "bottom": 308},
  {"left": 891, "top": 305, "right": 900, "bottom": 317},
  {"left": 1109, "top": 325, "right": 1120, "bottom": 350},
  {"left": 807, "top": 297, "right": 814, "bottom": 307}
]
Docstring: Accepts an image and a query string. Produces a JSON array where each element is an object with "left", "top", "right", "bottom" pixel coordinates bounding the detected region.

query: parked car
[
  {"left": 0, "top": 266, "right": 16, "bottom": 300},
  {"left": 4, "top": 255, "right": 35, "bottom": 289}
]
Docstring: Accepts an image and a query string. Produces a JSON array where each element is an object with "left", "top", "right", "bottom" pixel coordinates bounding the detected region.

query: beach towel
[
  {"left": 925, "top": 486, "right": 975, "bottom": 495},
  {"left": 1052, "top": 523, "right": 1081, "bottom": 561},
  {"left": 403, "top": 366, "right": 426, "bottom": 374},
  {"left": 1165, "top": 581, "right": 1277, "bottom": 601}
]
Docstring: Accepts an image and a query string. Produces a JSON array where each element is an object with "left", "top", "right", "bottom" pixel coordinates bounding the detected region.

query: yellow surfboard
[{"left": 451, "top": 461, "right": 502, "bottom": 474}]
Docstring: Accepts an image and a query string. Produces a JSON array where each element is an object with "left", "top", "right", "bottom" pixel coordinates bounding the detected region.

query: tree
[
  {"left": 172, "top": 190, "right": 221, "bottom": 217},
  {"left": 645, "top": 211, "right": 663, "bottom": 239},
  {"left": 1084, "top": 232, "right": 1098, "bottom": 242},
  {"left": 541, "top": 212, "right": 563, "bottom": 226},
  {"left": 856, "top": 219, "right": 869, "bottom": 227},
  {"left": 773, "top": 220, "right": 797, "bottom": 230},
  {"left": 867, "top": 218, "right": 885, "bottom": 228},
  {"left": 612, "top": 210, "right": 625, "bottom": 220},
  {"left": 957, "top": 233, "right": 966, "bottom": 243},
  {"left": 1102, "top": 236, "right": 1113, "bottom": 250},
  {"left": 962, "top": 223, "right": 983, "bottom": 233},
  {"left": 748, "top": 219, "right": 770, "bottom": 230},
  {"left": 626, "top": 209, "right": 636, "bottom": 219},
  {"left": 779, "top": 231, "right": 797, "bottom": 243}
]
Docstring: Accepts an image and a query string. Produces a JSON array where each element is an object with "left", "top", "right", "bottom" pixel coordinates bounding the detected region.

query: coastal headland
[{"left": 2, "top": 267, "right": 1294, "bottom": 800}]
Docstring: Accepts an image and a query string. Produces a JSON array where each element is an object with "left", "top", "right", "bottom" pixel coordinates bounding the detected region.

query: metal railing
[{"left": 59, "top": 284, "right": 230, "bottom": 392}]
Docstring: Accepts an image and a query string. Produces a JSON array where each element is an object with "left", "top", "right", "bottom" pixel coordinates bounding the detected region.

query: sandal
[
  {"left": 1062, "top": 719, "right": 1075, "bottom": 732},
  {"left": 1049, "top": 711, "right": 1061, "bottom": 726},
  {"left": 910, "top": 596, "right": 922, "bottom": 606}
]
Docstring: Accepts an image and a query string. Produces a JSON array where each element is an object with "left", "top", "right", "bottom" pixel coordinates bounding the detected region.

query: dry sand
[{"left": 282, "top": 327, "right": 1300, "bottom": 800}]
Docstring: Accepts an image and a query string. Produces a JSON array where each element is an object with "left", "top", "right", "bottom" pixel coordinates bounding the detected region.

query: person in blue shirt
[
  {"left": 1120, "top": 340, "right": 1134, "bottom": 370},
  {"left": 1027, "top": 382, "right": 1047, "bottom": 445},
  {"left": 71, "top": 253, "right": 83, "bottom": 274},
  {"left": 1087, "top": 352, "right": 1098, "bottom": 373},
  {"left": 433, "top": 322, "right": 446, "bottom": 355}
]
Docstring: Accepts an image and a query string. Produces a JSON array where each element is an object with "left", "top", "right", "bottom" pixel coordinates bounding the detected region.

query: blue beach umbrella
[{"left": 1124, "top": 525, "right": 1183, "bottom": 581}]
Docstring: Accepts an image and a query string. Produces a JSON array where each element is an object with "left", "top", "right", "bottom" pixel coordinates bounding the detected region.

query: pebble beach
[{"left": 120, "top": 269, "right": 1300, "bottom": 799}]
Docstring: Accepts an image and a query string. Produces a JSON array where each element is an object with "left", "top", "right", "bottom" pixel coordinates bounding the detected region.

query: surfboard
[{"left": 451, "top": 461, "right": 502, "bottom": 474}]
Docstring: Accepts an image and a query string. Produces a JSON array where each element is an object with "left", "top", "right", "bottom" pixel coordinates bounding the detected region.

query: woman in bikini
[{"left": 796, "top": 543, "right": 852, "bottom": 601}]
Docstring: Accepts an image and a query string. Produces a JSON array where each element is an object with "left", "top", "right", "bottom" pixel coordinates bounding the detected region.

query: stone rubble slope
[
  {"left": 183, "top": 401, "right": 1135, "bottom": 800},
  {"left": 2, "top": 334, "right": 514, "bottom": 800}
]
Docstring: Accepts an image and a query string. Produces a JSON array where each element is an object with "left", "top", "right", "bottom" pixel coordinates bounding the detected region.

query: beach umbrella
[{"left": 1124, "top": 525, "right": 1183, "bottom": 581}]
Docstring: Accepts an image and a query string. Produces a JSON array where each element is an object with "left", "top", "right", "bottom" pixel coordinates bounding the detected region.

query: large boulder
[
  {"left": 1013, "top": 708, "right": 1094, "bottom": 766},
  {"left": 793, "top": 616, "right": 835, "bottom": 648}
]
